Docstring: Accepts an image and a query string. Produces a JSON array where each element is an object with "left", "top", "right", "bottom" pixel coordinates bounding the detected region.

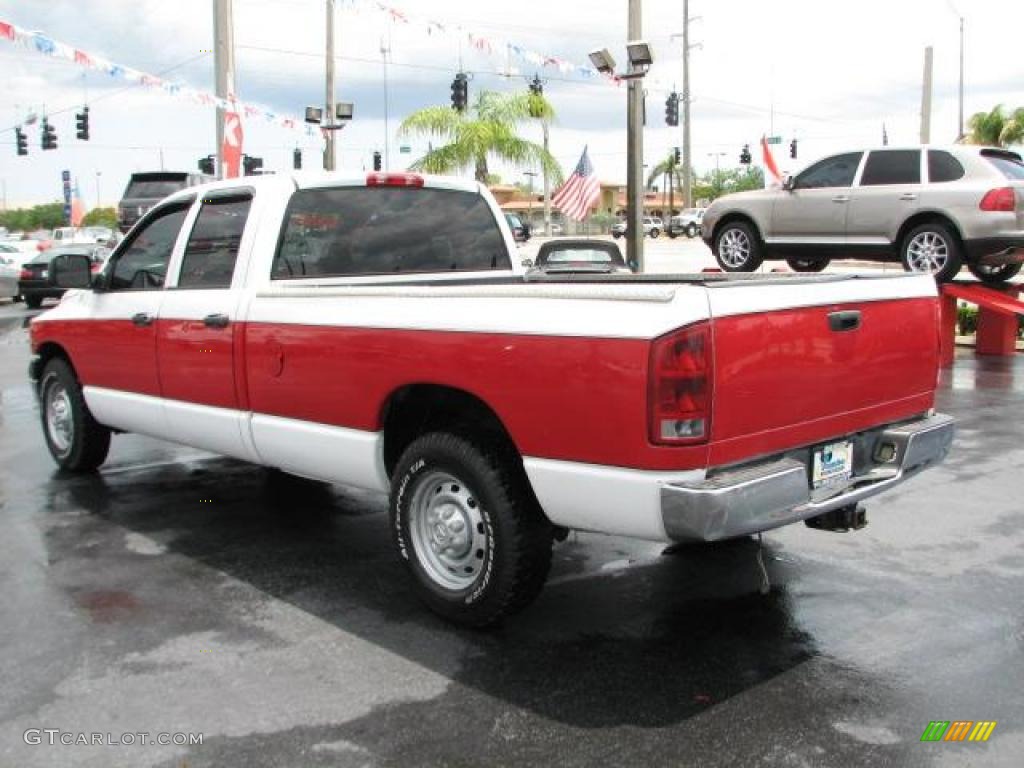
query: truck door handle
[
  {"left": 202, "top": 313, "right": 230, "bottom": 329},
  {"left": 828, "top": 310, "right": 861, "bottom": 332},
  {"left": 899, "top": 192, "right": 918, "bottom": 201},
  {"left": 131, "top": 312, "right": 154, "bottom": 327},
  {"left": 831, "top": 195, "right": 850, "bottom": 203}
]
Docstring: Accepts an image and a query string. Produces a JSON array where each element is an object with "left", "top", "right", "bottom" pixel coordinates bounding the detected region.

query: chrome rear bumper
[{"left": 661, "top": 413, "right": 954, "bottom": 542}]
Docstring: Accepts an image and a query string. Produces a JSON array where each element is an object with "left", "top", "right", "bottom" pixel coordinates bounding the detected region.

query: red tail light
[
  {"left": 979, "top": 187, "right": 1015, "bottom": 212},
  {"left": 366, "top": 172, "right": 424, "bottom": 188},
  {"left": 19, "top": 268, "right": 32, "bottom": 280},
  {"left": 648, "top": 322, "right": 713, "bottom": 445}
]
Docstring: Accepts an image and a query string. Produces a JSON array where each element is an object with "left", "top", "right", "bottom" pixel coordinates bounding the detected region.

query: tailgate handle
[
  {"left": 828, "top": 310, "right": 861, "bottom": 332},
  {"left": 131, "top": 312, "right": 154, "bottom": 327}
]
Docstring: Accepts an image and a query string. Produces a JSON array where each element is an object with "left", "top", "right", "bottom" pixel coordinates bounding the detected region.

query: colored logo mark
[{"left": 920, "top": 721, "right": 997, "bottom": 742}]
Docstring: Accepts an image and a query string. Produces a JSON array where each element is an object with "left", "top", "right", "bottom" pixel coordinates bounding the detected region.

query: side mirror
[
  {"left": 782, "top": 175, "right": 796, "bottom": 191},
  {"left": 49, "top": 253, "right": 93, "bottom": 290}
]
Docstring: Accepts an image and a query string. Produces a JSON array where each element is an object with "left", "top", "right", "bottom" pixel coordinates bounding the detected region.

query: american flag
[{"left": 551, "top": 146, "right": 601, "bottom": 222}]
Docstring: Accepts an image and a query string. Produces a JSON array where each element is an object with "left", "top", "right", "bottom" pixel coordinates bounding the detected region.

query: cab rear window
[{"left": 273, "top": 187, "right": 510, "bottom": 279}]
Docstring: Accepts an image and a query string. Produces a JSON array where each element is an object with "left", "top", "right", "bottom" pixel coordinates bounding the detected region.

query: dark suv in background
[
  {"left": 117, "top": 171, "right": 212, "bottom": 233},
  {"left": 702, "top": 145, "right": 1024, "bottom": 282}
]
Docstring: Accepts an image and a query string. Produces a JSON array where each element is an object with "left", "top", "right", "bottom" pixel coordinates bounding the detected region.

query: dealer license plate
[{"left": 812, "top": 441, "right": 853, "bottom": 489}]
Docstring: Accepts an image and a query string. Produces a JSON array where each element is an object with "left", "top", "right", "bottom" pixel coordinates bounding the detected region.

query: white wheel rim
[
  {"left": 719, "top": 229, "right": 751, "bottom": 268},
  {"left": 906, "top": 231, "right": 949, "bottom": 273},
  {"left": 409, "top": 471, "right": 489, "bottom": 591},
  {"left": 46, "top": 383, "right": 73, "bottom": 454}
]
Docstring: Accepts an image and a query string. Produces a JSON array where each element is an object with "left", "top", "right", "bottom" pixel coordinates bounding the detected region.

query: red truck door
[
  {"left": 156, "top": 190, "right": 254, "bottom": 460},
  {"left": 66, "top": 200, "right": 192, "bottom": 437}
]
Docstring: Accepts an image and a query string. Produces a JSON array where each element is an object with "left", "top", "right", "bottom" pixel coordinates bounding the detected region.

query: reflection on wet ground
[{"left": 0, "top": 303, "right": 1021, "bottom": 767}]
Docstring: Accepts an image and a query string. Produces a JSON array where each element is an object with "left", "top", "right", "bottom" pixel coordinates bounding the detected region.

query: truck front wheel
[
  {"left": 390, "top": 432, "right": 553, "bottom": 627},
  {"left": 39, "top": 358, "right": 111, "bottom": 471}
]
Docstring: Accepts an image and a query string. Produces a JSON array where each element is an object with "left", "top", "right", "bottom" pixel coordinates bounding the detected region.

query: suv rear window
[
  {"left": 272, "top": 187, "right": 510, "bottom": 279},
  {"left": 124, "top": 180, "right": 186, "bottom": 198},
  {"left": 928, "top": 151, "right": 965, "bottom": 183},
  {"left": 982, "top": 150, "right": 1024, "bottom": 180},
  {"left": 860, "top": 150, "right": 921, "bottom": 186}
]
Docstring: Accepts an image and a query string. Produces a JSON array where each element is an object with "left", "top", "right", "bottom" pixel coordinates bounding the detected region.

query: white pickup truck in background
[{"left": 30, "top": 171, "right": 953, "bottom": 625}]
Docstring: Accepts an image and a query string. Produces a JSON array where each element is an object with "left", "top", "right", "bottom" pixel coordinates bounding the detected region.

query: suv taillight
[
  {"left": 648, "top": 322, "right": 713, "bottom": 444},
  {"left": 979, "top": 187, "right": 1015, "bottom": 212}
]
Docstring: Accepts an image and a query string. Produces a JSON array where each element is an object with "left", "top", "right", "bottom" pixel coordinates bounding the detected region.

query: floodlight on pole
[
  {"left": 336, "top": 102, "right": 354, "bottom": 121},
  {"left": 626, "top": 41, "right": 653, "bottom": 70},
  {"left": 305, "top": 106, "right": 323, "bottom": 124},
  {"left": 588, "top": 49, "right": 616, "bottom": 75}
]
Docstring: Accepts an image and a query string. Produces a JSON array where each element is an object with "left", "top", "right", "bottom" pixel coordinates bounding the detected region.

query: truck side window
[
  {"left": 178, "top": 194, "right": 252, "bottom": 289},
  {"left": 108, "top": 204, "right": 190, "bottom": 291},
  {"left": 272, "top": 187, "right": 510, "bottom": 279},
  {"left": 794, "top": 152, "right": 863, "bottom": 190}
]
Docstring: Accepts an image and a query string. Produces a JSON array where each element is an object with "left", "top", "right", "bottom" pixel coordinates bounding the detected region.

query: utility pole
[
  {"left": 958, "top": 15, "right": 964, "bottom": 140},
  {"left": 626, "top": 0, "right": 645, "bottom": 272},
  {"left": 324, "top": 0, "right": 337, "bottom": 171},
  {"left": 920, "top": 46, "right": 933, "bottom": 145},
  {"left": 381, "top": 31, "right": 390, "bottom": 170},
  {"left": 682, "top": 0, "right": 692, "bottom": 208},
  {"left": 542, "top": 123, "right": 551, "bottom": 236},
  {"left": 213, "top": 0, "right": 236, "bottom": 180}
]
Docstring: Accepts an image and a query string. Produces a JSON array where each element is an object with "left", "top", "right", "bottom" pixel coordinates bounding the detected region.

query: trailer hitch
[{"left": 804, "top": 503, "right": 868, "bottom": 533}]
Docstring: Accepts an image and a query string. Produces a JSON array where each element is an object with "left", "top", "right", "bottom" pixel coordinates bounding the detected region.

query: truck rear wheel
[
  {"left": 390, "top": 432, "right": 553, "bottom": 627},
  {"left": 786, "top": 256, "right": 831, "bottom": 272},
  {"left": 39, "top": 358, "right": 111, "bottom": 471},
  {"left": 967, "top": 262, "right": 1022, "bottom": 285}
]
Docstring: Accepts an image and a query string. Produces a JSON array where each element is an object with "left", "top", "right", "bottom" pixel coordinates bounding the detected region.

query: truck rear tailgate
[{"left": 705, "top": 274, "right": 939, "bottom": 467}]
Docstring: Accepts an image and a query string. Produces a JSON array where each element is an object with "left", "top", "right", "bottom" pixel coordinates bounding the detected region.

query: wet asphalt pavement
[{"left": 0, "top": 299, "right": 1021, "bottom": 768}]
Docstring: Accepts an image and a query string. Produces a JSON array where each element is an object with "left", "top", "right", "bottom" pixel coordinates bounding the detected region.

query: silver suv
[
  {"left": 611, "top": 216, "right": 663, "bottom": 239},
  {"left": 702, "top": 146, "right": 1024, "bottom": 282}
]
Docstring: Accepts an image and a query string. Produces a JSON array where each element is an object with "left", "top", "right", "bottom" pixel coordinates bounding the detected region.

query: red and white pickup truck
[{"left": 30, "top": 172, "right": 954, "bottom": 626}]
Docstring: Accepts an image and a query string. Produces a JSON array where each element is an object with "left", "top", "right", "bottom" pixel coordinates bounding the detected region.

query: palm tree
[
  {"left": 399, "top": 91, "right": 563, "bottom": 186},
  {"left": 965, "top": 105, "right": 1024, "bottom": 147},
  {"left": 646, "top": 153, "right": 685, "bottom": 217}
]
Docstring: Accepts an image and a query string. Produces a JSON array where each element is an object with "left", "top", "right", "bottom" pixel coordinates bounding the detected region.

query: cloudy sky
[{"left": 0, "top": 0, "right": 1021, "bottom": 209}]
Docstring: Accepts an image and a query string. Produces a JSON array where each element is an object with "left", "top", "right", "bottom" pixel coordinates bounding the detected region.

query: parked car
[
  {"left": 32, "top": 171, "right": 952, "bottom": 626},
  {"left": 702, "top": 145, "right": 1024, "bottom": 283},
  {"left": 118, "top": 171, "right": 213, "bottom": 232},
  {"left": 0, "top": 253, "right": 18, "bottom": 300},
  {"left": 18, "top": 245, "right": 110, "bottom": 309},
  {"left": 668, "top": 208, "right": 706, "bottom": 238},
  {"left": 504, "top": 213, "right": 530, "bottom": 243},
  {"left": 611, "top": 216, "right": 663, "bottom": 238},
  {"left": 525, "top": 239, "right": 634, "bottom": 275}
]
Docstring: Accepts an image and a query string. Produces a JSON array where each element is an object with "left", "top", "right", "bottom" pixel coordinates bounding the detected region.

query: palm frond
[{"left": 398, "top": 106, "right": 463, "bottom": 140}]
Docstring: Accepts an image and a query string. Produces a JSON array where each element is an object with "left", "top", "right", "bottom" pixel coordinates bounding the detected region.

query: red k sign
[{"left": 222, "top": 110, "right": 244, "bottom": 178}]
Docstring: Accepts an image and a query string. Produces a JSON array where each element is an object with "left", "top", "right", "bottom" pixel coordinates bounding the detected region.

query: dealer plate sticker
[{"left": 812, "top": 441, "right": 853, "bottom": 489}]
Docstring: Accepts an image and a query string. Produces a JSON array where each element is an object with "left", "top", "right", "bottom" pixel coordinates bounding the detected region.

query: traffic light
[
  {"left": 293, "top": 148, "right": 302, "bottom": 170},
  {"left": 242, "top": 155, "right": 264, "bottom": 176},
  {"left": 75, "top": 107, "right": 90, "bottom": 141},
  {"left": 528, "top": 74, "right": 543, "bottom": 96},
  {"left": 665, "top": 93, "right": 679, "bottom": 127},
  {"left": 740, "top": 144, "right": 752, "bottom": 165},
  {"left": 673, "top": 147, "right": 681, "bottom": 165},
  {"left": 451, "top": 73, "right": 468, "bottom": 112},
  {"left": 372, "top": 151, "right": 382, "bottom": 172},
  {"left": 15, "top": 127, "right": 28, "bottom": 156},
  {"left": 198, "top": 155, "right": 215, "bottom": 175},
  {"left": 789, "top": 138, "right": 797, "bottom": 159},
  {"left": 41, "top": 119, "right": 57, "bottom": 151}
]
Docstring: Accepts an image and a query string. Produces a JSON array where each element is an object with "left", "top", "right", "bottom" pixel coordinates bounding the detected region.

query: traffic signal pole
[
  {"left": 626, "top": 0, "right": 645, "bottom": 272},
  {"left": 682, "top": 0, "right": 692, "bottom": 208}
]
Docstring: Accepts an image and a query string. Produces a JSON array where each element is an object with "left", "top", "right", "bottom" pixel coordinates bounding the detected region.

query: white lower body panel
[{"left": 523, "top": 457, "right": 705, "bottom": 542}]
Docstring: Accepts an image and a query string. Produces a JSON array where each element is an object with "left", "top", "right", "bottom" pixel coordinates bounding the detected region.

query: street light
[
  {"left": 589, "top": 6, "right": 654, "bottom": 272},
  {"left": 305, "top": 102, "right": 354, "bottom": 170}
]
